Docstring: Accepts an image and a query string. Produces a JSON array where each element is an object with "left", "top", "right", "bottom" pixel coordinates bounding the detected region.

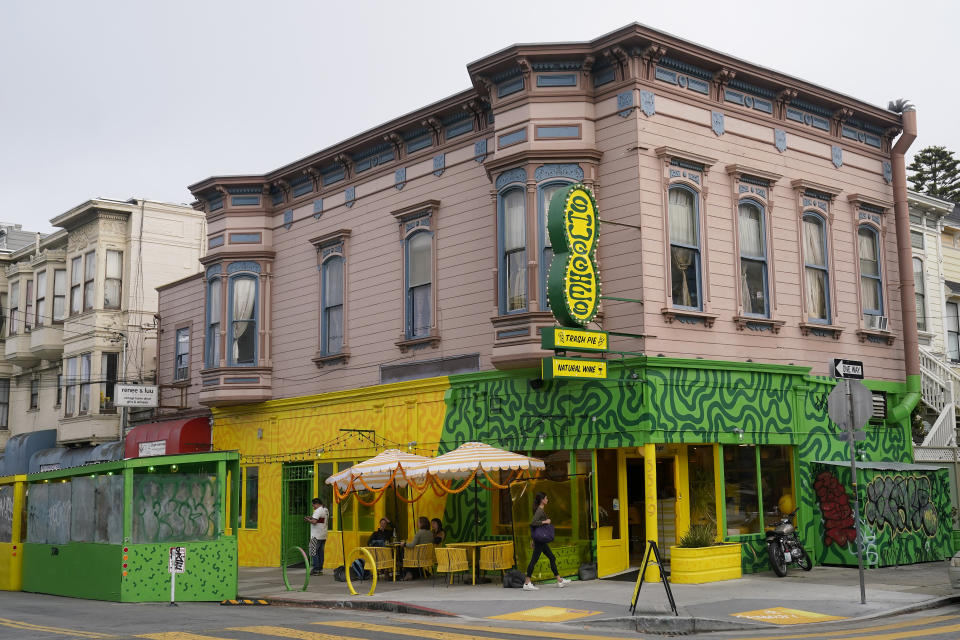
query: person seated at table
[
  {"left": 402, "top": 516, "right": 434, "bottom": 580},
  {"left": 430, "top": 518, "right": 446, "bottom": 546},
  {"left": 367, "top": 517, "right": 393, "bottom": 547}
]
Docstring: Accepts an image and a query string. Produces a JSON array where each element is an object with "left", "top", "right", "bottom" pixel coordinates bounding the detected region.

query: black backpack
[
  {"left": 333, "top": 565, "right": 346, "bottom": 582},
  {"left": 502, "top": 568, "right": 526, "bottom": 588}
]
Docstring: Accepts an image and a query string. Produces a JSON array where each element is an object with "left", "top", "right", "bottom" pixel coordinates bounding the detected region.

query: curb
[{"left": 237, "top": 596, "right": 456, "bottom": 617}]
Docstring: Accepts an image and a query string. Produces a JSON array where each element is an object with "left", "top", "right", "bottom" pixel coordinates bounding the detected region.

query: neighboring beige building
[{"left": 0, "top": 199, "right": 205, "bottom": 456}]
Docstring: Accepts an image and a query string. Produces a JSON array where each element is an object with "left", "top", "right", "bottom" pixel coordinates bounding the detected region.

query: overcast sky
[{"left": 2, "top": 0, "right": 956, "bottom": 234}]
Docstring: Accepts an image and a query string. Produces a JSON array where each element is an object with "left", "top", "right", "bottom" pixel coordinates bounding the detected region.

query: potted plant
[{"left": 669, "top": 524, "right": 742, "bottom": 584}]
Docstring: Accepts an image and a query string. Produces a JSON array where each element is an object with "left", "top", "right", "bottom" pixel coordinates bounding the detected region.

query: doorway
[
  {"left": 625, "top": 455, "right": 678, "bottom": 565},
  {"left": 281, "top": 463, "right": 313, "bottom": 567}
]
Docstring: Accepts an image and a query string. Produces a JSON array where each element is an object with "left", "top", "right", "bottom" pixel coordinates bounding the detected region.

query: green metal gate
[{"left": 281, "top": 463, "right": 313, "bottom": 567}]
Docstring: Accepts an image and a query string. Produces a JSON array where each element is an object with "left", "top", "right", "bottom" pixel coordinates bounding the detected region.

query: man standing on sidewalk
[{"left": 304, "top": 498, "right": 329, "bottom": 576}]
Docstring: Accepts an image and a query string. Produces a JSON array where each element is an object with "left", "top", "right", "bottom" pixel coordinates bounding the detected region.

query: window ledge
[
  {"left": 733, "top": 315, "right": 786, "bottom": 334},
  {"left": 799, "top": 322, "right": 843, "bottom": 339},
  {"left": 170, "top": 380, "right": 191, "bottom": 388},
  {"left": 856, "top": 328, "right": 896, "bottom": 345},
  {"left": 661, "top": 307, "right": 717, "bottom": 328},
  {"left": 312, "top": 349, "right": 350, "bottom": 368},
  {"left": 395, "top": 334, "right": 441, "bottom": 353}
]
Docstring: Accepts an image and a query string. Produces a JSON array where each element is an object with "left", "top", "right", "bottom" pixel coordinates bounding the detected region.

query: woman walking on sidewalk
[{"left": 523, "top": 492, "right": 571, "bottom": 591}]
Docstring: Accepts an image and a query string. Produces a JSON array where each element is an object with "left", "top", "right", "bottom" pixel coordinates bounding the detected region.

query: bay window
[
  {"left": 104, "top": 250, "right": 122, "bottom": 309},
  {"left": 8, "top": 281, "right": 18, "bottom": 336},
  {"left": 53, "top": 269, "right": 66, "bottom": 321},
  {"left": 205, "top": 270, "right": 221, "bottom": 368},
  {"left": 35, "top": 272, "right": 46, "bottom": 327},
  {"left": 538, "top": 182, "right": 569, "bottom": 306},
  {"left": 229, "top": 275, "right": 257, "bottom": 365},
  {"left": 70, "top": 256, "right": 81, "bottom": 314},
  {"left": 499, "top": 188, "right": 526, "bottom": 313},
  {"left": 83, "top": 251, "right": 95, "bottom": 311}
]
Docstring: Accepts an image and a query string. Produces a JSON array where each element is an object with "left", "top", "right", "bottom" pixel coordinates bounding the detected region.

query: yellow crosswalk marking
[
  {"left": 136, "top": 634, "right": 236, "bottom": 640},
  {"left": 725, "top": 614, "right": 960, "bottom": 640},
  {"left": 318, "top": 620, "right": 641, "bottom": 640},
  {"left": 228, "top": 626, "right": 364, "bottom": 640},
  {"left": 0, "top": 616, "right": 115, "bottom": 638}
]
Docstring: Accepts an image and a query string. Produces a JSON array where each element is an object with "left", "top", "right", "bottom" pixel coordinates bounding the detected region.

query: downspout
[{"left": 887, "top": 108, "right": 921, "bottom": 423}]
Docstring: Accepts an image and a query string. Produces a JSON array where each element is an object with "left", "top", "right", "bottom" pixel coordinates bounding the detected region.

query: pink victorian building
[{"left": 152, "top": 25, "right": 939, "bottom": 576}]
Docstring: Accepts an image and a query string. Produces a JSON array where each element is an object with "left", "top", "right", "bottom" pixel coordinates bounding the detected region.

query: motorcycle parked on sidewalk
[{"left": 765, "top": 509, "right": 813, "bottom": 577}]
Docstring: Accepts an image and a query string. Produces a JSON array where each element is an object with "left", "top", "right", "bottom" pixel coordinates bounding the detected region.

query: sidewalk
[{"left": 238, "top": 561, "right": 960, "bottom": 634}]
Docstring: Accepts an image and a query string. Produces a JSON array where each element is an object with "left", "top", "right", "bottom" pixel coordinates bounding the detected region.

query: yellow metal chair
[
  {"left": 366, "top": 546, "right": 397, "bottom": 581},
  {"left": 402, "top": 543, "right": 436, "bottom": 579},
  {"left": 479, "top": 542, "right": 514, "bottom": 580},
  {"left": 434, "top": 547, "right": 469, "bottom": 586}
]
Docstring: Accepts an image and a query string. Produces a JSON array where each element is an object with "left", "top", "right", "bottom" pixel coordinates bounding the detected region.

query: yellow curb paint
[
  {"left": 227, "top": 626, "right": 364, "bottom": 640},
  {"left": 848, "top": 622, "right": 960, "bottom": 640},
  {"left": 732, "top": 607, "right": 847, "bottom": 625},
  {"left": 406, "top": 620, "right": 645, "bottom": 640},
  {"left": 724, "top": 614, "right": 958, "bottom": 640},
  {"left": 488, "top": 606, "right": 603, "bottom": 622}
]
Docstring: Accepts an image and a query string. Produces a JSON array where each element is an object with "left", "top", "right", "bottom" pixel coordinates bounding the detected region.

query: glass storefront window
[
  {"left": 723, "top": 444, "right": 795, "bottom": 536},
  {"left": 596, "top": 449, "right": 620, "bottom": 539},
  {"left": 760, "top": 445, "right": 795, "bottom": 526},
  {"left": 724, "top": 446, "right": 761, "bottom": 535},
  {"left": 244, "top": 466, "right": 259, "bottom": 529},
  {"left": 688, "top": 445, "right": 716, "bottom": 526}
]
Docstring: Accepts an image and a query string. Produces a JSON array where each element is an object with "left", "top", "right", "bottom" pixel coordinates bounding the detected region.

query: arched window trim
[
  {"left": 668, "top": 183, "right": 703, "bottom": 311},
  {"left": 857, "top": 223, "right": 884, "bottom": 319},
  {"left": 802, "top": 211, "right": 831, "bottom": 324},
  {"left": 737, "top": 198, "right": 769, "bottom": 318},
  {"left": 498, "top": 185, "right": 527, "bottom": 315},
  {"left": 226, "top": 272, "right": 259, "bottom": 367},
  {"left": 537, "top": 179, "right": 574, "bottom": 307}
]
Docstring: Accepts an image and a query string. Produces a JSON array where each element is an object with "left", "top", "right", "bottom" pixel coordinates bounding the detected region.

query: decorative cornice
[
  {"left": 655, "top": 146, "right": 717, "bottom": 168},
  {"left": 790, "top": 179, "right": 842, "bottom": 198},
  {"left": 725, "top": 164, "right": 782, "bottom": 183}
]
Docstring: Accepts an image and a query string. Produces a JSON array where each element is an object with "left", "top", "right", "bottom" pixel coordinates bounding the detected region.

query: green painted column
[
  {"left": 122, "top": 468, "right": 134, "bottom": 542},
  {"left": 217, "top": 460, "right": 227, "bottom": 535}
]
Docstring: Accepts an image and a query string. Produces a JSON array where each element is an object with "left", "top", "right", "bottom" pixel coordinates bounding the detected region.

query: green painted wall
[
  {"left": 23, "top": 543, "right": 121, "bottom": 600},
  {"left": 439, "top": 357, "right": 915, "bottom": 573},
  {"left": 123, "top": 539, "right": 237, "bottom": 601}
]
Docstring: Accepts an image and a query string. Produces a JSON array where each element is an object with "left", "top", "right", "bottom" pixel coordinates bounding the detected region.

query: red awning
[{"left": 124, "top": 417, "right": 212, "bottom": 459}]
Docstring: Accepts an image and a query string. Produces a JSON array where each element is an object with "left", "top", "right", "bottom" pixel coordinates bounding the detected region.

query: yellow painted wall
[
  {"left": 0, "top": 476, "right": 26, "bottom": 591},
  {"left": 212, "top": 377, "right": 450, "bottom": 567}
]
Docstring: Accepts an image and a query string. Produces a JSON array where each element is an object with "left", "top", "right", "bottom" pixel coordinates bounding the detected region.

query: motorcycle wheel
[
  {"left": 795, "top": 543, "right": 813, "bottom": 571},
  {"left": 767, "top": 542, "right": 788, "bottom": 577}
]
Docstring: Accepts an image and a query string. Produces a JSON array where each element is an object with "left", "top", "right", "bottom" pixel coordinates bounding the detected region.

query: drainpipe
[{"left": 887, "top": 107, "right": 921, "bottom": 423}]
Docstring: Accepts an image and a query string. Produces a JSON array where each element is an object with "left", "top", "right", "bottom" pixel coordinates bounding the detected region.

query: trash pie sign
[{"left": 169, "top": 546, "right": 186, "bottom": 574}]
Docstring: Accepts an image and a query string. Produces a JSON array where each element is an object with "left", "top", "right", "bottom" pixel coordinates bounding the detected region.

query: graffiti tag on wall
[
  {"left": 863, "top": 474, "right": 938, "bottom": 537},
  {"left": 133, "top": 474, "right": 220, "bottom": 543}
]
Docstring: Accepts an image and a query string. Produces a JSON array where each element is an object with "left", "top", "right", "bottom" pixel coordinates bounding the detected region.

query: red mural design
[{"left": 814, "top": 471, "right": 856, "bottom": 546}]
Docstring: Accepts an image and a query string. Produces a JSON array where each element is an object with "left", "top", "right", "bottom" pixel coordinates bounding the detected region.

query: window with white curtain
[
  {"left": 83, "top": 251, "right": 95, "bottom": 311},
  {"left": 322, "top": 256, "right": 344, "bottom": 355},
  {"left": 669, "top": 187, "right": 701, "bottom": 309},
  {"left": 405, "top": 231, "right": 432, "bottom": 339},
  {"left": 8, "top": 281, "right": 18, "bottom": 336},
  {"left": 64, "top": 356, "right": 77, "bottom": 417},
  {"left": 913, "top": 257, "right": 926, "bottom": 332},
  {"left": 947, "top": 302, "right": 960, "bottom": 362},
  {"left": 858, "top": 226, "right": 883, "bottom": 322},
  {"left": 500, "top": 188, "right": 526, "bottom": 313},
  {"left": 53, "top": 269, "right": 66, "bottom": 321},
  {"left": 802, "top": 214, "right": 830, "bottom": 322},
  {"left": 79, "top": 353, "right": 91, "bottom": 415},
  {"left": 229, "top": 276, "right": 257, "bottom": 366},
  {"left": 738, "top": 201, "right": 768, "bottom": 317},
  {"left": 70, "top": 256, "right": 82, "bottom": 315},
  {"left": 206, "top": 278, "right": 221, "bottom": 368},
  {"left": 539, "top": 182, "right": 569, "bottom": 307},
  {"left": 35, "top": 271, "right": 46, "bottom": 327},
  {"left": 104, "top": 250, "right": 122, "bottom": 309}
]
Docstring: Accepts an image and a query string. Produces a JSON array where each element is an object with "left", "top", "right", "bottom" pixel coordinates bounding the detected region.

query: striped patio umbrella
[
  {"left": 407, "top": 442, "right": 545, "bottom": 543},
  {"left": 325, "top": 449, "right": 431, "bottom": 492},
  {"left": 411, "top": 441, "right": 545, "bottom": 480}
]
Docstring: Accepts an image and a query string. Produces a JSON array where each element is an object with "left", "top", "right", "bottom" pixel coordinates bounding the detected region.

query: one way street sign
[{"left": 833, "top": 359, "right": 864, "bottom": 380}]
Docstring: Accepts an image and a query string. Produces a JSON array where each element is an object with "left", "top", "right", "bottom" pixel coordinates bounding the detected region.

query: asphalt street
[{"left": 2, "top": 592, "right": 960, "bottom": 640}]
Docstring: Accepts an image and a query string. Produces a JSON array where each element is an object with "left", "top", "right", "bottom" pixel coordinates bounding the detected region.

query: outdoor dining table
[{"left": 445, "top": 540, "right": 504, "bottom": 586}]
